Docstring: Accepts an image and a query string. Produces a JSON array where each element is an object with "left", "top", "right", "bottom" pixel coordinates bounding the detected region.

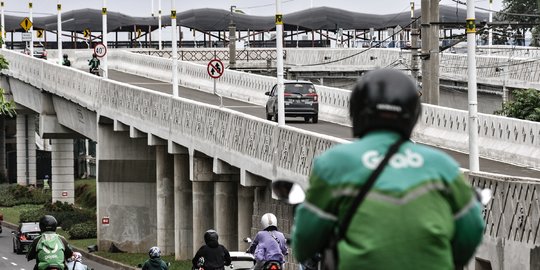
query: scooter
[
  {"left": 89, "top": 67, "right": 100, "bottom": 77},
  {"left": 243, "top": 238, "right": 283, "bottom": 270}
]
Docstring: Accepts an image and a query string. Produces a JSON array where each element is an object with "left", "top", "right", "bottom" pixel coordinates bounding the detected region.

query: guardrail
[
  {"left": 1, "top": 48, "right": 347, "bottom": 183},
  {"left": 108, "top": 50, "right": 540, "bottom": 170},
  {"left": 133, "top": 48, "right": 282, "bottom": 63}
]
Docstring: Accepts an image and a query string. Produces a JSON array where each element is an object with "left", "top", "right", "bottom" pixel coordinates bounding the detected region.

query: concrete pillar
[
  {"left": 215, "top": 181, "right": 238, "bottom": 250},
  {"left": 237, "top": 185, "right": 254, "bottom": 250},
  {"left": 156, "top": 145, "right": 174, "bottom": 255},
  {"left": 16, "top": 114, "right": 36, "bottom": 186},
  {"left": 174, "top": 152, "right": 192, "bottom": 260},
  {"left": 97, "top": 123, "right": 156, "bottom": 253},
  {"left": 51, "top": 139, "right": 74, "bottom": 203},
  {"left": 192, "top": 181, "right": 214, "bottom": 253}
]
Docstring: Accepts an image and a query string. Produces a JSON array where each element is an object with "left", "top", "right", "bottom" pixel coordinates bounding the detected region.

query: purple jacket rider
[{"left": 248, "top": 226, "right": 288, "bottom": 263}]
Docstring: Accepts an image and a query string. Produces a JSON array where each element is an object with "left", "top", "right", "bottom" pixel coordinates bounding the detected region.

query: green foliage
[
  {"left": 68, "top": 221, "right": 97, "bottom": 240},
  {"left": 0, "top": 184, "right": 51, "bottom": 207},
  {"left": 495, "top": 88, "right": 540, "bottom": 121},
  {"left": 0, "top": 54, "right": 8, "bottom": 70},
  {"left": 19, "top": 208, "right": 45, "bottom": 222},
  {"left": 74, "top": 182, "right": 96, "bottom": 210},
  {"left": 500, "top": 0, "right": 540, "bottom": 46}
]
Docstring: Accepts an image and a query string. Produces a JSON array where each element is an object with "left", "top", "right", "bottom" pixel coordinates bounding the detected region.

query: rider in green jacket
[{"left": 291, "top": 69, "right": 484, "bottom": 270}]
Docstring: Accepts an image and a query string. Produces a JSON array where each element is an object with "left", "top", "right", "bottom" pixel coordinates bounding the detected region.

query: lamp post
[
  {"left": 57, "top": 0, "right": 62, "bottom": 65},
  {"left": 488, "top": 0, "right": 493, "bottom": 46},
  {"left": 102, "top": 0, "right": 108, "bottom": 78},
  {"left": 159, "top": 0, "right": 162, "bottom": 50},
  {"left": 29, "top": 1, "right": 33, "bottom": 57},
  {"left": 466, "top": 0, "right": 479, "bottom": 172},
  {"left": 276, "top": 0, "right": 285, "bottom": 126},
  {"left": 1, "top": 2, "right": 5, "bottom": 49},
  {"left": 171, "top": 0, "right": 178, "bottom": 97}
]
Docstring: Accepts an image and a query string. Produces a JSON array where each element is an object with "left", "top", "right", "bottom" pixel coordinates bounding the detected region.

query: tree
[
  {"left": 498, "top": 0, "right": 540, "bottom": 46},
  {"left": 0, "top": 53, "right": 16, "bottom": 183},
  {"left": 495, "top": 88, "right": 540, "bottom": 121}
]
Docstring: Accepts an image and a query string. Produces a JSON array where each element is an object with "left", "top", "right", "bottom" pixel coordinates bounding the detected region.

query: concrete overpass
[{"left": 2, "top": 48, "right": 540, "bottom": 269}]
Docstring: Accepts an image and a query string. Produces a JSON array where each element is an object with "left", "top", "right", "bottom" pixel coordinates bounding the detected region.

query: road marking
[
  {"left": 130, "top": 82, "right": 169, "bottom": 85},
  {"left": 2, "top": 256, "right": 7, "bottom": 260},
  {"left": 225, "top": 106, "right": 260, "bottom": 108},
  {"left": 11, "top": 262, "right": 17, "bottom": 265}
]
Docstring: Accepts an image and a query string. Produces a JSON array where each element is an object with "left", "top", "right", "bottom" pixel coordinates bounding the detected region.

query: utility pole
[
  {"left": 1, "top": 2, "right": 5, "bottom": 49},
  {"left": 57, "top": 0, "right": 62, "bottom": 65},
  {"left": 158, "top": 0, "right": 162, "bottom": 50},
  {"left": 29, "top": 1, "right": 34, "bottom": 57},
  {"left": 276, "top": 0, "right": 285, "bottom": 126},
  {"left": 102, "top": 0, "right": 108, "bottom": 78},
  {"left": 410, "top": 1, "right": 419, "bottom": 84},
  {"left": 171, "top": 0, "right": 178, "bottom": 97},
  {"left": 420, "top": 0, "right": 439, "bottom": 105},
  {"left": 466, "top": 0, "right": 479, "bottom": 172},
  {"left": 229, "top": 6, "right": 237, "bottom": 69},
  {"left": 488, "top": 0, "right": 493, "bottom": 46}
]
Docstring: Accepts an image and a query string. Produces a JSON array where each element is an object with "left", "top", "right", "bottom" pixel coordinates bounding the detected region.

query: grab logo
[{"left": 362, "top": 148, "right": 424, "bottom": 169}]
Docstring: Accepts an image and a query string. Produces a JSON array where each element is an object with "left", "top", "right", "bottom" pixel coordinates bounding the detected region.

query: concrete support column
[
  {"left": 237, "top": 185, "right": 254, "bottom": 250},
  {"left": 192, "top": 181, "right": 214, "bottom": 252},
  {"left": 51, "top": 139, "right": 74, "bottom": 203},
  {"left": 16, "top": 114, "right": 36, "bottom": 186},
  {"left": 215, "top": 181, "right": 238, "bottom": 251},
  {"left": 174, "top": 153, "right": 192, "bottom": 260},
  {"left": 97, "top": 123, "right": 156, "bottom": 253},
  {"left": 156, "top": 145, "right": 174, "bottom": 255}
]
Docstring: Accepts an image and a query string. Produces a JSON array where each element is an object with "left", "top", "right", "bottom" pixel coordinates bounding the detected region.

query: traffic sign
[
  {"left": 207, "top": 59, "right": 224, "bottom": 79},
  {"left": 136, "top": 28, "right": 142, "bottom": 39},
  {"left": 61, "top": 191, "right": 68, "bottom": 197},
  {"left": 36, "top": 29, "right": 44, "bottom": 38},
  {"left": 101, "top": 216, "right": 110, "bottom": 225},
  {"left": 94, "top": 43, "right": 107, "bottom": 57},
  {"left": 20, "top": 17, "right": 32, "bottom": 32},
  {"left": 83, "top": 28, "right": 91, "bottom": 38},
  {"left": 21, "top": 33, "right": 32, "bottom": 41}
]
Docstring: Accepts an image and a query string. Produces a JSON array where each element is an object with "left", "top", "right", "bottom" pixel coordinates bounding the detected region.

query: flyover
[{"left": 1, "top": 48, "right": 540, "bottom": 269}]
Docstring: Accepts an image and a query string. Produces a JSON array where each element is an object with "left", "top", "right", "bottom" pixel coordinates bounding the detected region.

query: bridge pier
[
  {"left": 156, "top": 145, "right": 175, "bottom": 255},
  {"left": 16, "top": 113, "right": 36, "bottom": 186},
  {"left": 191, "top": 152, "right": 215, "bottom": 252},
  {"left": 51, "top": 139, "right": 75, "bottom": 203},
  {"left": 171, "top": 144, "right": 193, "bottom": 260},
  {"left": 215, "top": 180, "right": 239, "bottom": 251},
  {"left": 97, "top": 122, "right": 157, "bottom": 253}
]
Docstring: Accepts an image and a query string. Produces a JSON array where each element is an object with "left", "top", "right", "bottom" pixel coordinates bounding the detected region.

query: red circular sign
[
  {"left": 207, "top": 59, "right": 224, "bottom": 79},
  {"left": 94, "top": 43, "right": 107, "bottom": 57}
]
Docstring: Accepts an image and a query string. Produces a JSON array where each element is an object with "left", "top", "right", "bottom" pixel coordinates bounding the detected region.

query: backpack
[{"left": 36, "top": 234, "right": 66, "bottom": 270}]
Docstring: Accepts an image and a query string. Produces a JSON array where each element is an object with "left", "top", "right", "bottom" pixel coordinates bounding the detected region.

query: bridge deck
[{"left": 108, "top": 70, "right": 540, "bottom": 179}]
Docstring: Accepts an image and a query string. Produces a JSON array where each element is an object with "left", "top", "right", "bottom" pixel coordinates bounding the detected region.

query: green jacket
[{"left": 292, "top": 131, "right": 484, "bottom": 270}]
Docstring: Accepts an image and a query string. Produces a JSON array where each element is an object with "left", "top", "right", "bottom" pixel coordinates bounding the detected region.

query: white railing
[
  {"left": 107, "top": 50, "right": 540, "bottom": 170},
  {"left": 1, "top": 49, "right": 348, "bottom": 184}
]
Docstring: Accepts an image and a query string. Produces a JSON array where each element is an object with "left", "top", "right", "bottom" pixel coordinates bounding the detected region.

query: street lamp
[
  {"left": 171, "top": 0, "right": 178, "bottom": 97},
  {"left": 57, "top": 0, "right": 62, "bottom": 65},
  {"left": 1, "top": 2, "right": 5, "bottom": 49},
  {"left": 29, "top": 1, "right": 33, "bottom": 57},
  {"left": 102, "top": 0, "right": 108, "bottom": 78},
  {"left": 276, "top": 0, "right": 285, "bottom": 126},
  {"left": 159, "top": 0, "right": 162, "bottom": 50},
  {"left": 466, "top": 0, "right": 479, "bottom": 172}
]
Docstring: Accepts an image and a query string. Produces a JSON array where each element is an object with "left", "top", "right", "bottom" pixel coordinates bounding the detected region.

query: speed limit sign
[{"left": 94, "top": 43, "right": 107, "bottom": 57}]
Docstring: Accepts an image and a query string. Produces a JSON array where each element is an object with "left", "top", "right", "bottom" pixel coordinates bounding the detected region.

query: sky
[{"left": 2, "top": 0, "right": 504, "bottom": 17}]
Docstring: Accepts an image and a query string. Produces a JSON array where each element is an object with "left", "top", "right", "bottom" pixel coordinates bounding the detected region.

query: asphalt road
[
  {"left": 109, "top": 70, "right": 540, "bottom": 179},
  {"left": 0, "top": 227, "right": 114, "bottom": 270}
]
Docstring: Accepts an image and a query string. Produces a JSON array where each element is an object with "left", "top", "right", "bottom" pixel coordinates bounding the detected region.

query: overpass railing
[
  {"left": 107, "top": 50, "right": 540, "bottom": 170},
  {"left": 1, "top": 48, "right": 347, "bottom": 183}
]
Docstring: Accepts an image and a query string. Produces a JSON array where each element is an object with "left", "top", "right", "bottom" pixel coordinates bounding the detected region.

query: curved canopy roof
[{"left": 3, "top": 6, "right": 489, "bottom": 33}]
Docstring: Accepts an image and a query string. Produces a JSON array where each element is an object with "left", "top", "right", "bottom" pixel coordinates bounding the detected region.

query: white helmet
[{"left": 261, "top": 213, "right": 278, "bottom": 230}]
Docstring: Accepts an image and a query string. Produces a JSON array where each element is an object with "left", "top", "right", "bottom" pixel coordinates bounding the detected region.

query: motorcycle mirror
[
  {"left": 272, "top": 179, "right": 306, "bottom": 205},
  {"left": 243, "top": 237, "right": 252, "bottom": 243},
  {"left": 477, "top": 188, "right": 492, "bottom": 205}
]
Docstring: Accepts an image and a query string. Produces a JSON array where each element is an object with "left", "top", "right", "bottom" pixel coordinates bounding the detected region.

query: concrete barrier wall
[
  {"left": 106, "top": 50, "right": 540, "bottom": 170},
  {"left": 1, "top": 49, "right": 347, "bottom": 187}
]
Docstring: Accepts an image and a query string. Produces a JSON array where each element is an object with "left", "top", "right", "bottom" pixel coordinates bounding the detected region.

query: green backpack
[{"left": 36, "top": 234, "right": 66, "bottom": 270}]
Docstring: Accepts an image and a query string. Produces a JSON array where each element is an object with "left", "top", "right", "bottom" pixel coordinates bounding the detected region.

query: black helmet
[
  {"left": 39, "top": 215, "right": 58, "bottom": 232},
  {"left": 350, "top": 69, "right": 421, "bottom": 138},
  {"left": 204, "top": 229, "right": 219, "bottom": 245},
  {"left": 92, "top": 53, "right": 97, "bottom": 58},
  {"left": 63, "top": 54, "right": 68, "bottom": 58}
]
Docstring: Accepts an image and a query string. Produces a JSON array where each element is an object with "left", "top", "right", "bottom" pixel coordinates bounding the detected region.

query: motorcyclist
[
  {"left": 66, "top": 252, "right": 89, "bottom": 270},
  {"left": 88, "top": 53, "right": 100, "bottom": 75},
  {"left": 247, "top": 213, "right": 288, "bottom": 269},
  {"left": 291, "top": 69, "right": 485, "bottom": 270},
  {"left": 192, "top": 229, "right": 231, "bottom": 270},
  {"left": 27, "top": 215, "right": 73, "bottom": 270},
  {"left": 62, "top": 54, "right": 71, "bottom": 67},
  {"left": 141, "top": 246, "right": 169, "bottom": 270}
]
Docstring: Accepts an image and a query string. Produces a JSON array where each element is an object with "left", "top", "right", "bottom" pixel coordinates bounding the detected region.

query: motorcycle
[
  {"left": 243, "top": 237, "right": 283, "bottom": 270},
  {"left": 89, "top": 67, "right": 100, "bottom": 77}
]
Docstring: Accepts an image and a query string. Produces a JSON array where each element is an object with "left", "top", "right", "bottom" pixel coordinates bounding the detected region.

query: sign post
[{"left": 207, "top": 58, "right": 224, "bottom": 107}]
